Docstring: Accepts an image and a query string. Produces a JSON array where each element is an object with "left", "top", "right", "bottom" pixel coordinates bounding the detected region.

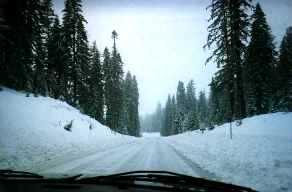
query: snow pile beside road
[
  {"left": 166, "top": 112, "right": 292, "bottom": 192},
  {"left": 0, "top": 87, "right": 135, "bottom": 172}
]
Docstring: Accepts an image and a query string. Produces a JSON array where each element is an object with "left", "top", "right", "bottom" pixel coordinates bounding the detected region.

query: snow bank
[
  {"left": 166, "top": 112, "right": 292, "bottom": 192},
  {"left": 0, "top": 87, "right": 136, "bottom": 172}
]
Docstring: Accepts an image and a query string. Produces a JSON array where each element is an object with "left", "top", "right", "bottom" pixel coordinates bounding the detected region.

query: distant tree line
[
  {"left": 159, "top": 1, "right": 292, "bottom": 136},
  {"left": 142, "top": 80, "right": 205, "bottom": 136},
  {"left": 0, "top": 0, "right": 140, "bottom": 136},
  {"left": 159, "top": 80, "right": 207, "bottom": 136},
  {"left": 140, "top": 103, "right": 163, "bottom": 133}
]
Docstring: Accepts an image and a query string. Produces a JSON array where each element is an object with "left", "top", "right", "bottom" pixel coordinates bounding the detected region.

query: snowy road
[
  {"left": 39, "top": 137, "right": 219, "bottom": 181},
  {"left": 2, "top": 88, "right": 292, "bottom": 192}
]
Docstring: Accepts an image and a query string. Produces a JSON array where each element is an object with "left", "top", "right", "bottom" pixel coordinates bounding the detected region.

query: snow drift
[
  {"left": 166, "top": 112, "right": 292, "bottom": 191},
  {"left": 0, "top": 87, "right": 136, "bottom": 172}
]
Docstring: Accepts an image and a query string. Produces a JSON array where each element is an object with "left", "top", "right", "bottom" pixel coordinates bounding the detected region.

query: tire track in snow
[
  {"left": 166, "top": 142, "right": 221, "bottom": 181},
  {"left": 111, "top": 138, "right": 216, "bottom": 178},
  {"left": 68, "top": 142, "right": 143, "bottom": 175},
  {"left": 40, "top": 137, "right": 220, "bottom": 181},
  {"left": 112, "top": 139, "right": 153, "bottom": 172},
  {"left": 35, "top": 140, "right": 140, "bottom": 173},
  {"left": 104, "top": 138, "right": 162, "bottom": 172},
  {"left": 39, "top": 141, "right": 142, "bottom": 175}
]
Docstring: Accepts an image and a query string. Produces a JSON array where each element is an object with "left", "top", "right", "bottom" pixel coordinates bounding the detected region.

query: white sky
[{"left": 54, "top": 0, "right": 292, "bottom": 115}]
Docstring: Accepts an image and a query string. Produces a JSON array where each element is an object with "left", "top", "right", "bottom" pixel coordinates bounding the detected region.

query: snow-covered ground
[
  {"left": 166, "top": 113, "right": 292, "bottom": 192},
  {"left": 0, "top": 87, "right": 138, "bottom": 172},
  {"left": 1, "top": 87, "right": 292, "bottom": 192}
]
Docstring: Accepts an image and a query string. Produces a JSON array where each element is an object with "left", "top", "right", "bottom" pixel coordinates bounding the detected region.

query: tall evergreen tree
[
  {"left": 3, "top": 0, "right": 40, "bottom": 91},
  {"left": 47, "top": 16, "right": 67, "bottom": 99},
  {"left": 186, "top": 80, "right": 197, "bottom": 113},
  {"left": 86, "top": 42, "right": 104, "bottom": 122},
  {"left": 110, "top": 30, "right": 124, "bottom": 131},
  {"left": 1, "top": 0, "right": 137, "bottom": 130},
  {"left": 33, "top": 33, "right": 47, "bottom": 96},
  {"left": 205, "top": 0, "right": 252, "bottom": 123},
  {"left": 33, "top": 12, "right": 47, "bottom": 96},
  {"left": 62, "top": 0, "right": 89, "bottom": 106},
  {"left": 277, "top": 27, "right": 292, "bottom": 111},
  {"left": 132, "top": 76, "right": 140, "bottom": 136},
  {"left": 122, "top": 72, "right": 134, "bottom": 135},
  {"left": 229, "top": 0, "right": 249, "bottom": 120},
  {"left": 41, "top": 0, "right": 54, "bottom": 37},
  {"left": 0, "top": 0, "right": 10, "bottom": 87},
  {"left": 162, "top": 95, "right": 172, "bottom": 136},
  {"left": 184, "top": 80, "right": 199, "bottom": 131},
  {"left": 197, "top": 91, "right": 208, "bottom": 128},
  {"left": 244, "top": 3, "right": 277, "bottom": 115},
  {"left": 170, "top": 95, "right": 177, "bottom": 135},
  {"left": 174, "top": 81, "right": 187, "bottom": 133},
  {"left": 208, "top": 77, "right": 225, "bottom": 125},
  {"left": 103, "top": 47, "right": 114, "bottom": 128},
  {"left": 77, "top": 22, "right": 90, "bottom": 111},
  {"left": 184, "top": 109, "right": 200, "bottom": 131},
  {"left": 121, "top": 72, "right": 140, "bottom": 136},
  {"left": 33, "top": 0, "right": 54, "bottom": 96},
  {"left": 1, "top": 0, "right": 56, "bottom": 96}
]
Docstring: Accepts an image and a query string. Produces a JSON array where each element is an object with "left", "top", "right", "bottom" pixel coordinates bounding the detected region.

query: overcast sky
[{"left": 53, "top": 0, "right": 292, "bottom": 115}]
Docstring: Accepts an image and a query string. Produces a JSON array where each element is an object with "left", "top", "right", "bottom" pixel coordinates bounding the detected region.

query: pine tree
[
  {"left": 120, "top": 77, "right": 128, "bottom": 133},
  {"left": 41, "top": 0, "right": 54, "bottom": 36},
  {"left": 197, "top": 91, "right": 208, "bottom": 128},
  {"left": 110, "top": 30, "right": 124, "bottom": 131},
  {"left": 62, "top": 0, "right": 89, "bottom": 106},
  {"left": 33, "top": 13, "right": 47, "bottom": 96},
  {"left": 33, "top": 0, "right": 54, "bottom": 96},
  {"left": 123, "top": 72, "right": 133, "bottom": 134},
  {"left": 103, "top": 47, "right": 114, "bottom": 128},
  {"left": 277, "top": 27, "right": 292, "bottom": 112},
  {"left": 120, "top": 72, "right": 140, "bottom": 136},
  {"left": 132, "top": 76, "right": 140, "bottom": 136},
  {"left": 174, "top": 81, "right": 187, "bottom": 133},
  {"left": 184, "top": 110, "right": 200, "bottom": 131},
  {"left": 76, "top": 19, "right": 90, "bottom": 111},
  {"left": 244, "top": 3, "right": 277, "bottom": 115},
  {"left": 209, "top": 77, "right": 224, "bottom": 125},
  {"left": 1, "top": 0, "right": 55, "bottom": 94},
  {"left": 0, "top": 6, "right": 12, "bottom": 89},
  {"left": 162, "top": 95, "right": 172, "bottom": 136},
  {"left": 170, "top": 95, "right": 177, "bottom": 135},
  {"left": 0, "top": 1, "right": 10, "bottom": 87},
  {"left": 86, "top": 42, "right": 104, "bottom": 122},
  {"left": 229, "top": 0, "right": 250, "bottom": 120},
  {"left": 4, "top": 0, "right": 40, "bottom": 91},
  {"left": 47, "top": 16, "right": 67, "bottom": 99},
  {"left": 186, "top": 80, "right": 197, "bottom": 113},
  {"left": 205, "top": 0, "right": 252, "bottom": 123},
  {"left": 104, "top": 38, "right": 125, "bottom": 132},
  {"left": 277, "top": 27, "right": 292, "bottom": 111},
  {"left": 0, "top": 4, "right": 14, "bottom": 88},
  {"left": 184, "top": 80, "right": 199, "bottom": 131}
]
